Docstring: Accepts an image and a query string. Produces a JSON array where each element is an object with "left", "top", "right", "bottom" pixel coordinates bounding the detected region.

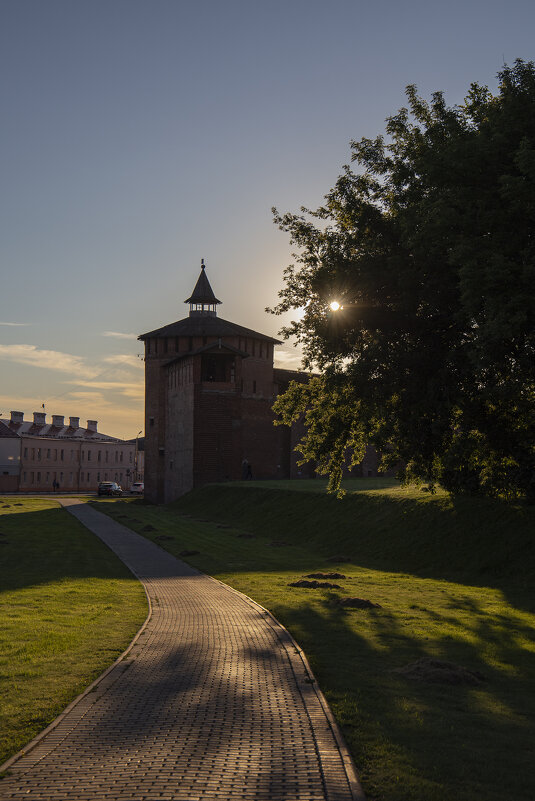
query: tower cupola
[{"left": 184, "top": 259, "right": 221, "bottom": 317}]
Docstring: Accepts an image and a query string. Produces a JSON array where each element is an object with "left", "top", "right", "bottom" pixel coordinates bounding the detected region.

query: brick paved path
[{"left": 1, "top": 500, "right": 363, "bottom": 801}]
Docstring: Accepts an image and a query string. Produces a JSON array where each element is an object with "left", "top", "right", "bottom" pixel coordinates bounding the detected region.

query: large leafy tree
[{"left": 270, "top": 60, "right": 535, "bottom": 501}]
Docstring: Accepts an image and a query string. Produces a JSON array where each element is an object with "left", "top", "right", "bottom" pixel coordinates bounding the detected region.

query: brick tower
[{"left": 139, "top": 261, "right": 284, "bottom": 503}]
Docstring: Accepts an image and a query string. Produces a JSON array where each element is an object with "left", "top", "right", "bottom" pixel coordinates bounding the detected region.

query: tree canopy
[{"left": 270, "top": 60, "right": 535, "bottom": 501}]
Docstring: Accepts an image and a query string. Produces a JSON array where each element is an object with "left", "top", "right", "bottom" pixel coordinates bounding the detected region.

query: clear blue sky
[{"left": 1, "top": 0, "right": 533, "bottom": 437}]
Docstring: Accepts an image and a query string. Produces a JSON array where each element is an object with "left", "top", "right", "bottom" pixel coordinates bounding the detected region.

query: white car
[{"left": 130, "top": 482, "right": 144, "bottom": 494}]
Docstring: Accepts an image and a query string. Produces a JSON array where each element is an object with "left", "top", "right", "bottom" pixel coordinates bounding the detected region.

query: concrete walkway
[{"left": 1, "top": 500, "right": 363, "bottom": 801}]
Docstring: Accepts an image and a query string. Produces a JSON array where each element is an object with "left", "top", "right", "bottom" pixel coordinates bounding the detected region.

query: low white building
[{"left": 0, "top": 411, "right": 137, "bottom": 493}]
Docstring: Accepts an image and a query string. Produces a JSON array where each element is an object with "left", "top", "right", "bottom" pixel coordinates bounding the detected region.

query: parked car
[
  {"left": 97, "top": 481, "right": 122, "bottom": 496},
  {"left": 130, "top": 482, "right": 144, "bottom": 495}
]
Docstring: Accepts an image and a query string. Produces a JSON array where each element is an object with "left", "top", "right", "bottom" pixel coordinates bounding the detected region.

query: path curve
[{"left": 1, "top": 500, "right": 364, "bottom": 801}]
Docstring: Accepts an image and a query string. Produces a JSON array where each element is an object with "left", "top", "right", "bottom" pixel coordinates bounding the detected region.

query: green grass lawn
[
  {"left": 93, "top": 483, "right": 535, "bottom": 801},
  {"left": 0, "top": 497, "right": 147, "bottom": 766}
]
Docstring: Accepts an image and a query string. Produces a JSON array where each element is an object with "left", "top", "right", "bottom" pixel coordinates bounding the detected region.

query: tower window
[{"left": 201, "top": 354, "right": 233, "bottom": 382}]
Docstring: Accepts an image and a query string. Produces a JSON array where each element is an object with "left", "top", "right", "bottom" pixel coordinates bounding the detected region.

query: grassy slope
[
  {"left": 94, "top": 482, "right": 534, "bottom": 801},
  {"left": 0, "top": 498, "right": 147, "bottom": 766}
]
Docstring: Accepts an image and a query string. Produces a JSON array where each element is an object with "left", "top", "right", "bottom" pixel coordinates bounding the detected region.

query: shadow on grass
[
  {"left": 170, "top": 485, "right": 535, "bottom": 611},
  {"left": 275, "top": 595, "right": 535, "bottom": 801},
  {"left": 0, "top": 506, "right": 138, "bottom": 591}
]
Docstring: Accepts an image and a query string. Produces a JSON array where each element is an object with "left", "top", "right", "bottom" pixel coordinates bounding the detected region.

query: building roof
[
  {"left": 0, "top": 419, "right": 124, "bottom": 442},
  {"left": 0, "top": 420, "right": 19, "bottom": 438},
  {"left": 163, "top": 340, "right": 250, "bottom": 369},
  {"left": 139, "top": 314, "right": 281, "bottom": 344},
  {"left": 273, "top": 368, "right": 315, "bottom": 386},
  {"left": 184, "top": 260, "right": 222, "bottom": 305}
]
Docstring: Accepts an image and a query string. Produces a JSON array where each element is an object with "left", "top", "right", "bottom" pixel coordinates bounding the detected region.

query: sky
[{"left": 1, "top": 0, "right": 533, "bottom": 439}]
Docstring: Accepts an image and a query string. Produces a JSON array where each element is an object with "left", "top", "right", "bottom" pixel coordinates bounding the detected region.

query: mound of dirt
[
  {"left": 327, "top": 555, "right": 352, "bottom": 563},
  {"left": 289, "top": 579, "right": 341, "bottom": 589},
  {"left": 337, "top": 597, "right": 381, "bottom": 609},
  {"left": 142, "top": 524, "right": 156, "bottom": 532},
  {"left": 179, "top": 549, "right": 199, "bottom": 557},
  {"left": 2, "top": 504, "right": 11, "bottom": 508},
  {"left": 270, "top": 541, "right": 288, "bottom": 547},
  {"left": 392, "top": 657, "right": 486, "bottom": 685},
  {"left": 305, "top": 572, "right": 346, "bottom": 579}
]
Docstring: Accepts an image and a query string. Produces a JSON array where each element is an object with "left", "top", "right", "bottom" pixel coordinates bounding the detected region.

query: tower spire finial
[{"left": 184, "top": 260, "right": 221, "bottom": 317}]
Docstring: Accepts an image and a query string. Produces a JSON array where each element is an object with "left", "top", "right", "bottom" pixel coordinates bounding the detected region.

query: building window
[
  {"left": 120, "top": 451, "right": 123, "bottom": 463},
  {"left": 105, "top": 473, "right": 108, "bottom": 480},
  {"left": 46, "top": 472, "right": 50, "bottom": 482},
  {"left": 98, "top": 450, "right": 101, "bottom": 462},
  {"left": 70, "top": 472, "right": 73, "bottom": 484},
  {"left": 61, "top": 449, "right": 64, "bottom": 461},
  {"left": 37, "top": 472, "right": 41, "bottom": 482},
  {"left": 54, "top": 448, "right": 57, "bottom": 459},
  {"left": 154, "top": 338, "right": 158, "bottom": 354},
  {"left": 97, "top": 472, "right": 100, "bottom": 481},
  {"left": 129, "top": 452, "right": 132, "bottom": 462},
  {"left": 175, "top": 336, "right": 179, "bottom": 352},
  {"left": 149, "top": 417, "right": 154, "bottom": 427},
  {"left": 47, "top": 449, "right": 51, "bottom": 459},
  {"left": 164, "top": 337, "right": 168, "bottom": 353},
  {"left": 31, "top": 472, "right": 34, "bottom": 483},
  {"left": 37, "top": 448, "right": 41, "bottom": 461},
  {"left": 31, "top": 448, "right": 35, "bottom": 459},
  {"left": 87, "top": 450, "right": 91, "bottom": 461},
  {"left": 105, "top": 450, "right": 109, "bottom": 462},
  {"left": 24, "top": 447, "right": 28, "bottom": 457},
  {"left": 23, "top": 472, "right": 27, "bottom": 482},
  {"left": 115, "top": 452, "right": 118, "bottom": 463},
  {"left": 81, "top": 450, "right": 85, "bottom": 461},
  {"left": 60, "top": 472, "right": 63, "bottom": 483},
  {"left": 87, "top": 472, "right": 90, "bottom": 482}
]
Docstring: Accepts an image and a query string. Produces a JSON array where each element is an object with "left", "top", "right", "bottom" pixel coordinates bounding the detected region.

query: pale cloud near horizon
[
  {"left": 273, "top": 344, "right": 303, "bottom": 371},
  {"left": 0, "top": 321, "right": 30, "bottom": 326},
  {"left": 102, "top": 331, "right": 138, "bottom": 340},
  {"left": 102, "top": 353, "right": 144, "bottom": 369},
  {"left": 0, "top": 344, "right": 99, "bottom": 378},
  {"left": 67, "top": 378, "right": 144, "bottom": 401},
  {"left": 68, "top": 390, "right": 106, "bottom": 402}
]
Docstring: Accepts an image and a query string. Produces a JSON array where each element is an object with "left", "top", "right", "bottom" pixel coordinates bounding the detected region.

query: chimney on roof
[
  {"left": 52, "top": 415, "right": 64, "bottom": 427},
  {"left": 87, "top": 420, "right": 98, "bottom": 433},
  {"left": 33, "top": 411, "right": 46, "bottom": 426},
  {"left": 69, "top": 417, "right": 80, "bottom": 429},
  {"left": 10, "top": 411, "right": 24, "bottom": 424}
]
